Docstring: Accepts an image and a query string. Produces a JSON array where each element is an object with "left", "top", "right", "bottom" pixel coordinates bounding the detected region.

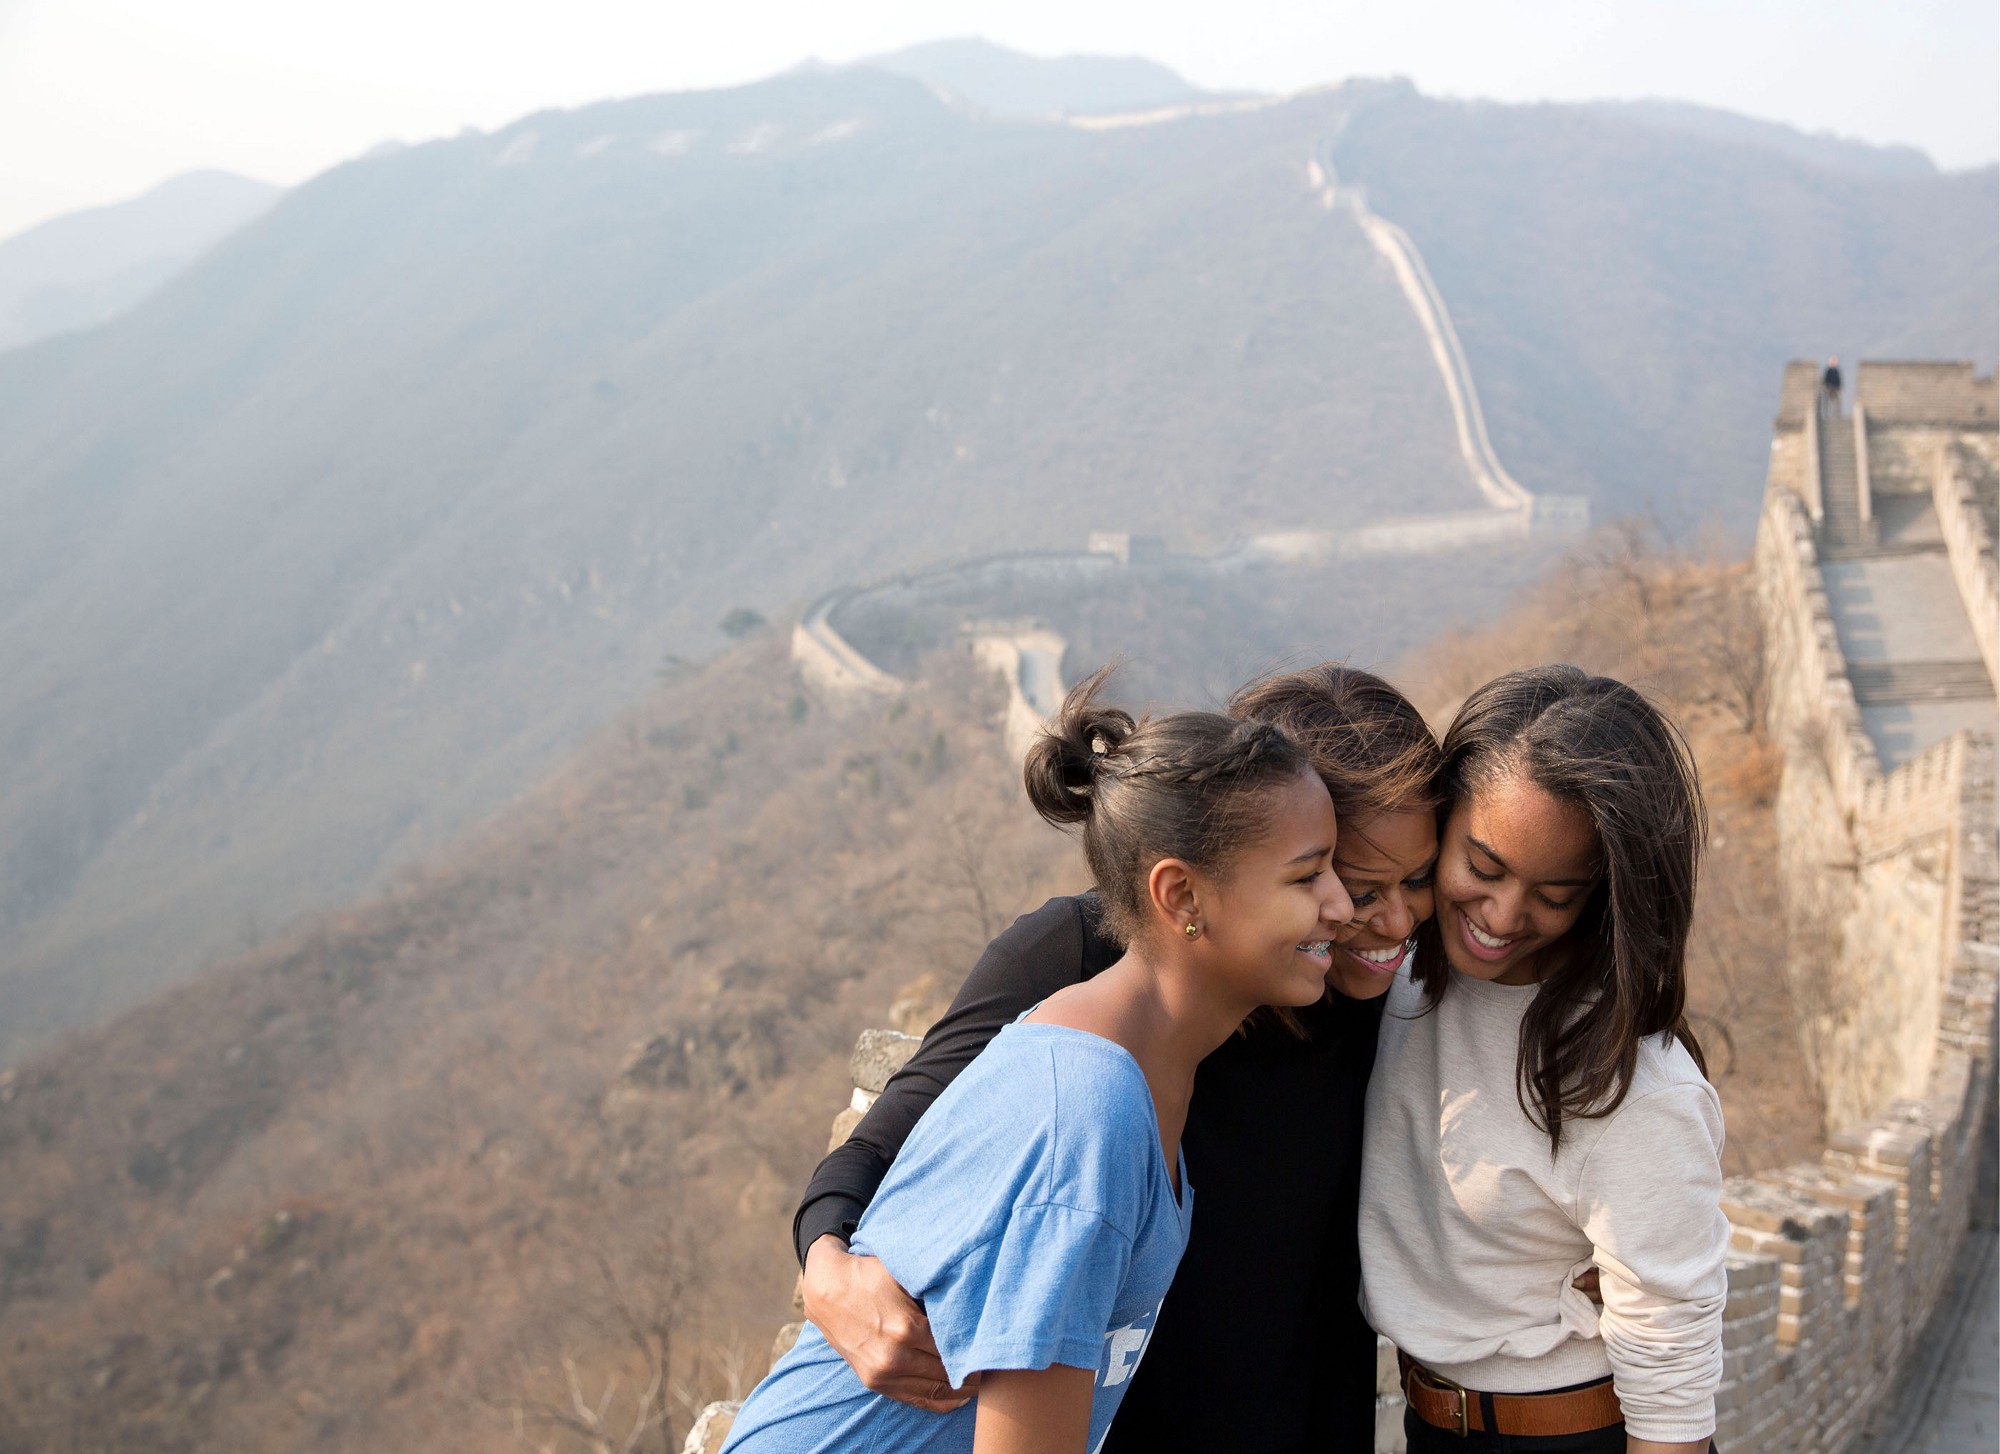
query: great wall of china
[
  {"left": 684, "top": 359, "right": 1999, "bottom": 1452},
  {"left": 753, "top": 122, "right": 2000, "bottom": 1449},
  {"left": 771, "top": 145, "right": 2000, "bottom": 1454},
  {"left": 790, "top": 155, "right": 1589, "bottom": 735}
]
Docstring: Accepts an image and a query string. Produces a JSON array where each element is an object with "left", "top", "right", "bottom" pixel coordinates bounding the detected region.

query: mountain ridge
[
  {"left": 0, "top": 61, "right": 1990, "bottom": 1060},
  {"left": 0, "top": 169, "right": 280, "bottom": 353},
  {"left": 859, "top": 36, "right": 1208, "bottom": 118},
  {"left": 1583, "top": 97, "right": 1941, "bottom": 177}
]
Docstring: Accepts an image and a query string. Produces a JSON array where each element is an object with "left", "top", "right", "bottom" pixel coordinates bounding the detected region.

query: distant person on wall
[
  {"left": 1822, "top": 354, "right": 1843, "bottom": 413},
  {"left": 788, "top": 665, "right": 1450, "bottom": 1452},
  {"left": 722, "top": 668, "right": 1355, "bottom": 1454},
  {"left": 1362, "top": 666, "right": 1728, "bottom": 1454}
]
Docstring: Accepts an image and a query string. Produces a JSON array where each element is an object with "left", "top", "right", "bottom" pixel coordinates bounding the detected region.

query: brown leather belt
[{"left": 1399, "top": 1352, "right": 1623, "bottom": 1438}]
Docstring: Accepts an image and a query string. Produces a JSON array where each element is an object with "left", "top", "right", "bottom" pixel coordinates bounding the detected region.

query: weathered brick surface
[
  {"left": 1855, "top": 361, "right": 1999, "bottom": 426},
  {"left": 1737, "top": 361, "right": 1998, "bottom": 1453},
  {"left": 849, "top": 1027, "right": 922, "bottom": 1093}
]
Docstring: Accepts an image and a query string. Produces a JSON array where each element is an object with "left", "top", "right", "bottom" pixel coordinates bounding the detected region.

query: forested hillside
[
  {"left": 0, "top": 534, "right": 1818, "bottom": 1454},
  {"left": 0, "top": 637, "right": 1072, "bottom": 1454},
  {"left": 0, "top": 46, "right": 1990, "bottom": 1056}
]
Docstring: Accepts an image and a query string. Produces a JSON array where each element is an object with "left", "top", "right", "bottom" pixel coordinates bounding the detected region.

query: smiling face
[
  {"left": 1435, "top": 770, "right": 1600, "bottom": 986},
  {"left": 1186, "top": 769, "right": 1355, "bottom": 1009},
  {"left": 1325, "top": 808, "right": 1437, "bottom": 1000}
]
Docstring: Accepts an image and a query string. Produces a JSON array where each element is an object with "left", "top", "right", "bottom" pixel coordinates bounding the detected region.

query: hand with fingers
[
  {"left": 802, "top": 1235, "right": 980, "bottom": 1412},
  {"left": 1573, "top": 1266, "right": 1602, "bottom": 1304}
]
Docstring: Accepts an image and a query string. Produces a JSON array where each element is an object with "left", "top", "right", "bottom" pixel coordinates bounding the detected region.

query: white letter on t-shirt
[{"left": 1101, "top": 1324, "right": 1148, "bottom": 1387}]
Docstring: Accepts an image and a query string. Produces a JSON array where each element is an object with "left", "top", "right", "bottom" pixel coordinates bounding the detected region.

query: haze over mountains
[
  {"left": 0, "top": 41, "right": 1992, "bottom": 1058},
  {"left": 0, "top": 171, "right": 280, "bottom": 353},
  {"left": 858, "top": 37, "right": 1206, "bottom": 118}
]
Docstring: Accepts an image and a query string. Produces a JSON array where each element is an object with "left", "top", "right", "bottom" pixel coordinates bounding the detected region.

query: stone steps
[
  {"left": 1821, "top": 541, "right": 1948, "bottom": 562},
  {"left": 1848, "top": 659, "right": 1995, "bottom": 705},
  {"left": 1819, "top": 419, "right": 1870, "bottom": 549}
]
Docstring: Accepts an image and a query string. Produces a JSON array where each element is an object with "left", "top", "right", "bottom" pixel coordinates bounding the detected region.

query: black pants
[{"left": 1404, "top": 1408, "right": 1719, "bottom": 1452}]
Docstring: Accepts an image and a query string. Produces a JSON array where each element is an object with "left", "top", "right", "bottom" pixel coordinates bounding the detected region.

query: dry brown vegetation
[
  {"left": 0, "top": 534, "right": 1820, "bottom": 1453},
  {"left": 0, "top": 636, "right": 1074, "bottom": 1454}
]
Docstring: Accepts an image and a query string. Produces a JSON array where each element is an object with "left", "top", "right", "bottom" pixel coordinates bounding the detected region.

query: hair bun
[
  {"left": 1020, "top": 662, "right": 1315, "bottom": 950},
  {"left": 1023, "top": 666, "right": 1136, "bottom": 825}
]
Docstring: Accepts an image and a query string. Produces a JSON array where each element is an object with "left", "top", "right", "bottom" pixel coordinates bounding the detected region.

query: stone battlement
[
  {"left": 1856, "top": 362, "right": 2000, "bottom": 428},
  {"left": 1732, "top": 359, "right": 1998, "bottom": 1451},
  {"left": 1780, "top": 360, "right": 2000, "bottom": 431}
]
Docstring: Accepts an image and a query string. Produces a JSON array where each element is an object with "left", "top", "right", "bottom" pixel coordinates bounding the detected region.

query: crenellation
[
  {"left": 1764, "top": 1164, "right": 1899, "bottom": 1311},
  {"left": 1935, "top": 445, "right": 1999, "bottom": 681}
]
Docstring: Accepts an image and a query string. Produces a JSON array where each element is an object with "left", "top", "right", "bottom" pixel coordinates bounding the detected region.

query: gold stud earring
[{"left": 1184, "top": 921, "right": 1201, "bottom": 940}]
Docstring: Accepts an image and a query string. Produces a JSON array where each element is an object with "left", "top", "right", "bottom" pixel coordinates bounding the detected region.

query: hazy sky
[{"left": 2, "top": 0, "right": 1994, "bottom": 240}]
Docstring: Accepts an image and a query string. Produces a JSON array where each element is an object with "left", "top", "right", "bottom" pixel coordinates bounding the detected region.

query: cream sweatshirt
[{"left": 1358, "top": 964, "right": 1728, "bottom": 1444}]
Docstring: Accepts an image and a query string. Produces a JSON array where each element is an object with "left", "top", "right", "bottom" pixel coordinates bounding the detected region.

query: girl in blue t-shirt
[{"left": 722, "top": 666, "right": 1356, "bottom": 1454}]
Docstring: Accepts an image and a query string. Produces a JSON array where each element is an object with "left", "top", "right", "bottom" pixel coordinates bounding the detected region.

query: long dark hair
[
  {"left": 1025, "top": 665, "right": 1314, "bottom": 948},
  {"left": 1411, "top": 665, "right": 1708, "bottom": 1151}
]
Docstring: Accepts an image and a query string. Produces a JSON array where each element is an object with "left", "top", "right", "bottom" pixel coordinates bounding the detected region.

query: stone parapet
[
  {"left": 1774, "top": 359, "right": 1825, "bottom": 431},
  {"left": 1755, "top": 486, "right": 1877, "bottom": 814},
  {"left": 1735, "top": 361, "right": 1998, "bottom": 1452},
  {"left": 1697, "top": 1010, "right": 1993, "bottom": 1453},
  {"left": 1851, "top": 733, "right": 1965, "bottom": 864},
  {"left": 1934, "top": 443, "right": 2000, "bottom": 683},
  {"left": 1855, "top": 361, "right": 1999, "bottom": 427}
]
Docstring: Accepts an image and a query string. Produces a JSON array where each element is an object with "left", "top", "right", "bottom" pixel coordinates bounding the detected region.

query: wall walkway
[
  {"left": 1727, "top": 359, "right": 1999, "bottom": 1452},
  {"left": 1802, "top": 362, "right": 1997, "bottom": 772}
]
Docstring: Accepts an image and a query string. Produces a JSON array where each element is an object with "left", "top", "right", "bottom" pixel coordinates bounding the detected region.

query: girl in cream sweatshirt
[{"left": 1360, "top": 666, "right": 1727, "bottom": 1454}]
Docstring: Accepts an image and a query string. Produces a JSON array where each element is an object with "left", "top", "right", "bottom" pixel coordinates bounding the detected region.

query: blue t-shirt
[{"left": 723, "top": 1020, "right": 1192, "bottom": 1454}]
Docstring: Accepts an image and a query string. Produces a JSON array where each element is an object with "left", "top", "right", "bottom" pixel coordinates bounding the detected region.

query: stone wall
[
  {"left": 792, "top": 590, "right": 906, "bottom": 699},
  {"left": 1236, "top": 497, "right": 1589, "bottom": 565},
  {"left": 1756, "top": 487, "right": 1880, "bottom": 828},
  {"left": 1708, "top": 755, "right": 1994, "bottom": 1451},
  {"left": 1756, "top": 365, "right": 1997, "bottom": 1129},
  {"left": 1727, "top": 361, "right": 1999, "bottom": 1452},
  {"left": 1867, "top": 424, "right": 1967, "bottom": 498},
  {"left": 1855, "top": 361, "right": 1999, "bottom": 427},
  {"left": 1934, "top": 439, "right": 2000, "bottom": 684}
]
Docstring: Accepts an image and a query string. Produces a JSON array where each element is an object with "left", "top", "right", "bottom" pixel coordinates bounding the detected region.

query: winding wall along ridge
[{"left": 793, "top": 169, "right": 1583, "bottom": 710}]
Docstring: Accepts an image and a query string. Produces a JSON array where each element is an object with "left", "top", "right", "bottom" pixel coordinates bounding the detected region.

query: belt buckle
[{"left": 1414, "top": 1364, "right": 1471, "bottom": 1437}]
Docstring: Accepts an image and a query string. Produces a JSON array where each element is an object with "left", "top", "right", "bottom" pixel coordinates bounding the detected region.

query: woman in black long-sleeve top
[{"left": 791, "top": 666, "right": 1446, "bottom": 1453}]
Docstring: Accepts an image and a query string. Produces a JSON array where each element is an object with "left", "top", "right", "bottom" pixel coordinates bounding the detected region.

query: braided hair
[{"left": 1024, "top": 665, "right": 1314, "bottom": 947}]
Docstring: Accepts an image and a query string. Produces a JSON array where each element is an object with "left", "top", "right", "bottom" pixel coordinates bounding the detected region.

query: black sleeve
[{"left": 791, "top": 894, "right": 1106, "bottom": 1264}]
